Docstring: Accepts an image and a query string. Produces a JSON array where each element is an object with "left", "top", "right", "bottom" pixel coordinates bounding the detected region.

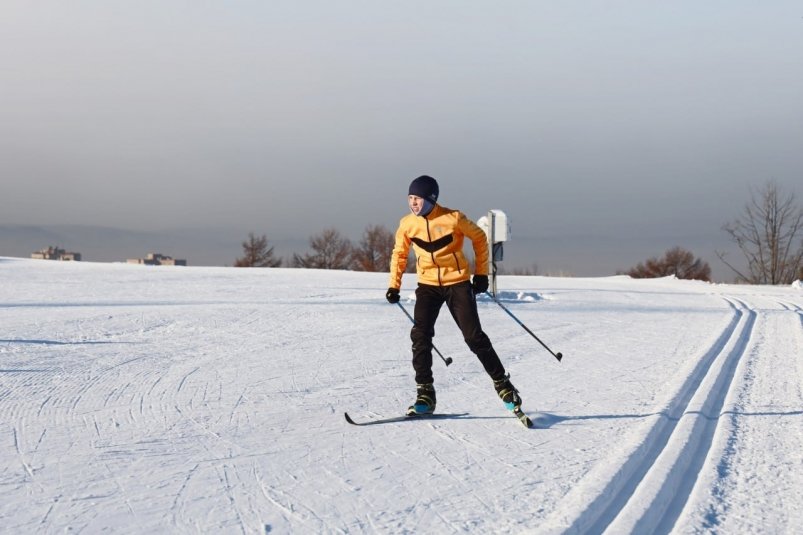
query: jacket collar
[{"left": 417, "top": 201, "right": 440, "bottom": 218}]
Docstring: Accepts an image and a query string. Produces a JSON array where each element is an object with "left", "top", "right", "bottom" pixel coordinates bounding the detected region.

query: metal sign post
[{"left": 477, "top": 210, "right": 509, "bottom": 299}]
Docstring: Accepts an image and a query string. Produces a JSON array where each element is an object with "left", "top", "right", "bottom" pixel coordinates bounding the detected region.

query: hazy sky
[{"left": 2, "top": 2, "right": 802, "bottom": 275}]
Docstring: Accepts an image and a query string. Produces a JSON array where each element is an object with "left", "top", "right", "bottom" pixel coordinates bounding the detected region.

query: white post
[
  {"left": 477, "top": 210, "right": 508, "bottom": 299},
  {"left": 489, "top": 210, "right": 498, "bottom": 297}
]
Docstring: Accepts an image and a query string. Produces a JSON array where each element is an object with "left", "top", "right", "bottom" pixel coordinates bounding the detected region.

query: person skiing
[{"left": 386, "top": 174, "right": 523, "bottom": 416}]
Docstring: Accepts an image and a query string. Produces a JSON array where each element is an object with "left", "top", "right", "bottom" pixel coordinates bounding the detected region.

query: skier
[{"left": 386, "top": 175, "right": 523, "bottom": 416}]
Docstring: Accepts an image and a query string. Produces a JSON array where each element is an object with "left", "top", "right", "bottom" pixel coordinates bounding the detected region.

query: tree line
[
  {"left": 236, "top": 181, "right": 803, "bottom": 284},
  {"left": 235, "top": 225, "right": 397, "bottom": 272},
  {"left": 617, "top": 182, "right": 801, "bottom": 283}
]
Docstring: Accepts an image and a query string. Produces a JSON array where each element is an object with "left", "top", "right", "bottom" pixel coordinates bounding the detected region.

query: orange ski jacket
[{"left": 389, "top": 204, "right": 489, "bottom": 288}]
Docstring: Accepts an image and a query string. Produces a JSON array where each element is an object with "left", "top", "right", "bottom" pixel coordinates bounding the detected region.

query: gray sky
[{"left": 2, "top": 1, "right": 802, "bottom": 277}]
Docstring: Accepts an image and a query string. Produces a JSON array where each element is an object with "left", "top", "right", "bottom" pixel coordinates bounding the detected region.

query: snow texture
[{"left": 1, "top": 258, "right": 801, "bottom": 533}]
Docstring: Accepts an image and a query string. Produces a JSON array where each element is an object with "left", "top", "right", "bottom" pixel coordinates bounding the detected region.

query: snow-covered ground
[{"left": 1, "top": 257, "right": 801, "bottom": 534}]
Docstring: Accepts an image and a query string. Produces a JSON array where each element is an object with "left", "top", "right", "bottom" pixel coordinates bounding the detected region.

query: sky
[{"left": 1, "top": 1, "right": 802, "bottom": 276}]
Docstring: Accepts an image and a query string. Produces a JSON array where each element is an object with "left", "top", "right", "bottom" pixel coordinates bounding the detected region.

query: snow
[{"left": 1, "top": 257, "right": 801, "bottom": 533}]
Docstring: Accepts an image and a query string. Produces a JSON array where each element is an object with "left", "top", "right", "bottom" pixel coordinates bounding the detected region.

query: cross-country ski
[{"left": 344, "top": 412, "right": 470, "bottom": 426}]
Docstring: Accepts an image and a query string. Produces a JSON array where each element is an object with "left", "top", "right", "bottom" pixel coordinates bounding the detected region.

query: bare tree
[
  {"left": 718, "top": 181, "right": 803, "bottom": 284},
  {"left": 292, "top": 228, "right": 353, "bottom": 269},
  {"left": 625, "top": 246, "right": 711, "bottom": 281},
  {"left": 234, "top": 233, "right": 282, "bottom": 267},
  {"left": 351, "top": 225, "right": 395, "bottom": 272}
]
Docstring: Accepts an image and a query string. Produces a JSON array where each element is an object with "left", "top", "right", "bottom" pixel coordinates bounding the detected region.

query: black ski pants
[{"left": 411, "top": 281, "right": 506, "bottom": 385}]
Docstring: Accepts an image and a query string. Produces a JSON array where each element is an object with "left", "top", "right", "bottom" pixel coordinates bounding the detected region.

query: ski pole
[
  {"left": 484, "top": 291, "right": 563, "bottom": 362},
  {"left": 396, "top": 302, "right": 453, "bottom": 366}
]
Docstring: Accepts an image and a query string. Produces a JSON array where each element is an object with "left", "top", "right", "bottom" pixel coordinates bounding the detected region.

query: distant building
[
  {"left": 31, "top": 246, "right": 82, "bottom": 261},
  {"left": 127, "top": 253, "right": 187, "bottom": 266}
]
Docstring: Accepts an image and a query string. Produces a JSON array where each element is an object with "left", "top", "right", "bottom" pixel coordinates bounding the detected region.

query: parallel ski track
[
  {"left": 564, "top": 297, "right": 757, "bottom": 534},
  {"left": 778, "top": 300, "right": 803, "bottom": 326}
]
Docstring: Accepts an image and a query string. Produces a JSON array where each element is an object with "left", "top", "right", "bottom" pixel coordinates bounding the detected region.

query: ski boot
[
  {"left": 406, "top": 383, "right": 436, "bottom": 416},
  {"left": 493, "top": 375, "right": 522, "bottom": 411}
]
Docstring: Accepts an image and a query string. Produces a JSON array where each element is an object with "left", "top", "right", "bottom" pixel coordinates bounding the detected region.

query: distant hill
[{"left": 0, "top": 225, "right": 305, "bottom": 267}]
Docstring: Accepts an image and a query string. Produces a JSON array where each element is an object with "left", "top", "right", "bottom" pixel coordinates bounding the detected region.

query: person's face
[{"left": 408, "top": 195, "right": 424, "bottom": 215}]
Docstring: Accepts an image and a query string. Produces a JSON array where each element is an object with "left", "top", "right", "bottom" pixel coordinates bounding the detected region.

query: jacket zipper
[{"left": 425, "top": 218, "right": 443, "bottom": 286}]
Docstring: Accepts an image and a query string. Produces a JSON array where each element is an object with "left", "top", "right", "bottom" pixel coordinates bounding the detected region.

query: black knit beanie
[{"left": 408, "top": 175, "right": 439, "bottom": 204}]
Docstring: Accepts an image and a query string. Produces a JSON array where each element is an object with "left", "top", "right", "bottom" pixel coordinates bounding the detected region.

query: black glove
[
  {"left": 385, "top": 287, "right": 400, "bottom": 303},
  {"left": 471, "top": 275, "right": 489, "bottom": 295}
]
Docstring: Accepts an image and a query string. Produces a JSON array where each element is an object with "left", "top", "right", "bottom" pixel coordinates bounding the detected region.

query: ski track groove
[
  {"left": 778, "top": 300, "right": 803, "bottom": 326},
  {"left": 562, "top": 296, "right": 757, "bottom": 534},
  {"left": 624, "top": 297, "right": 756, "bottom": 533},
  {"left": 430, "top": 448, "right": 495, "bottom": 518},
  {"left": 168, "top": 462, "right": 199, "bottom": 529},
  {"left": 104, "top": 461, "right": 136, "bottom": 517},
  {"left": 429, "top": 421, "right": 520, "bottom": 471},
  {"left": 38, "top": 503, "right": 55, "bottom": 529},
  {"left": 219, "top": 463, "right": 248, "bottom": 535},
  {"left": 13, "top": 423, "right": 37, "bottom": 483},
  {"left": 687, "top": 297, "right": 803, "bottom": 532},
  {"left": 254, "top": 464, "right": 328, "bottom": 533}
]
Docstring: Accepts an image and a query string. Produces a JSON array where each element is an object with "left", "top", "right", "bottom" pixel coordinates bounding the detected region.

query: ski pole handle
[{"left": 395, "top": 302, "right": 453, "bottom": 366}]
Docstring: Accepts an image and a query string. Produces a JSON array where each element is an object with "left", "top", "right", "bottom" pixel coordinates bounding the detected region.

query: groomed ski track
[
  {"left": 549, "top": 297, "right": 757, "bottom": 534},
  {"left": 1, "top": 258, "right": 801, "bottom": 533},
  {"left": 540, "top": 292, "right": 803, "bottom": 535}
]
